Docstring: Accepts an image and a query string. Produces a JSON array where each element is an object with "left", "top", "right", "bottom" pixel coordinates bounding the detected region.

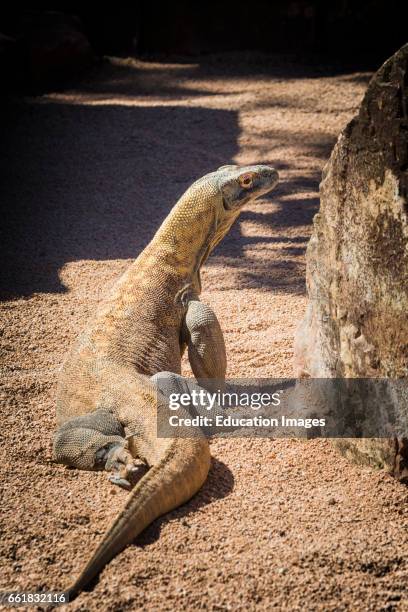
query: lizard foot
[{"left": 104, "top": 443, "right": 143, "bottom": 490}]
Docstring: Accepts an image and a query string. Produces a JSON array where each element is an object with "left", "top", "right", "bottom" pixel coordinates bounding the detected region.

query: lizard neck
[{"left": 149, "top": 189, "right": 220, "bottom": 280}]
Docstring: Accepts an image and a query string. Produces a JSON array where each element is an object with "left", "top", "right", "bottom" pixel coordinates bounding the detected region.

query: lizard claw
[
  {"left": 108, "top": 474, "right": 133, "bottom": 490},
  {"left": 108, "top": 464, "right": 145, "bottom": 490},
  {"left": 104, "top": 443, "right": 147, "bottom": 490},
  {"left": 104, "top": 443, "right": 140, "bottom": 489}
]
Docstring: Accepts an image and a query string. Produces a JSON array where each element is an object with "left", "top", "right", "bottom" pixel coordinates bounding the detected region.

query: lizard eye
[{"left": 239, "top": 173, "right": 254, "bottom": 189}]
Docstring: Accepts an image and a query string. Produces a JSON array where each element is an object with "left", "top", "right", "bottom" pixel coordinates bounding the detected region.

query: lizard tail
[{"left": 67, "top": 437, "right": 210, "bottom": 601}]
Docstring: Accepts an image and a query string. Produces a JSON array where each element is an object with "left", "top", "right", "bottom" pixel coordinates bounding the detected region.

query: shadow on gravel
[
  {"left": 208, "top": 177, "right": 321, "bottom": 293},
  {"left": 64, "top": 54, "right": 373, "bottom": 97},
  {"left": 0, "top": 101, "right": 239, "bottom": 299},
  {"left": 1, "top": 56, "right": 344, "bottom": 300}
]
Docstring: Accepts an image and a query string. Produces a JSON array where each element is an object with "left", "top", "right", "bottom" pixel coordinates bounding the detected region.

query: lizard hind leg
[{"left": 53, "top": 409, "right": 140, "bottom": 490}]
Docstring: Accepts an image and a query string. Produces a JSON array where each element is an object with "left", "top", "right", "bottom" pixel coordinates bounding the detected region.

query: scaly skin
[{"left": 53, "top": 164, "right": 279, "bottom": 599}]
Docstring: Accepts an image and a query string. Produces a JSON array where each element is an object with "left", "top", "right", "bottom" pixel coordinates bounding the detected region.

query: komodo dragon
[{"left": 53, "top": 164, "right": 279, "bottom": 599}]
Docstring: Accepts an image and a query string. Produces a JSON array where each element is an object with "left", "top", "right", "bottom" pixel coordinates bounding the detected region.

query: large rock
[{"left": 294, "top": 43, "right": 408, "bottom": 479}]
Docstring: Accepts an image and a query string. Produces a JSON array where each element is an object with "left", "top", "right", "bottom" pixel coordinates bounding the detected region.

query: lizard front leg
[
  {"left": 182, "top": 299, "right": 226, "bottom": 391},
  {"left": 53, "top": 409, "right": 140, "bottom": 490}
]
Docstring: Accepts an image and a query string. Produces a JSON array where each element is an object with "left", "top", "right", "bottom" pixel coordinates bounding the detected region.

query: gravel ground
[{"left": 2, "top": 54, "right": 408, "bottom": 611}]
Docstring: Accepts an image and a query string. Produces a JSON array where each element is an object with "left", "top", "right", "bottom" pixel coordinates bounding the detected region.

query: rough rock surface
[{"left": 295, "top": 44, "right": 408, "bottom": 477}]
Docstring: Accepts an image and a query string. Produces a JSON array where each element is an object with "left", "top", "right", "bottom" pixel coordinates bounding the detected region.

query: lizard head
[
  {"left": 216, "top": 164, "right": 279, "bottom": 212},
  {"left": 188, "top": 164, "right": 279, "bottom": 269},
  {"left": 156, "top": 164, "right": 279, "bottom": 276}
]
